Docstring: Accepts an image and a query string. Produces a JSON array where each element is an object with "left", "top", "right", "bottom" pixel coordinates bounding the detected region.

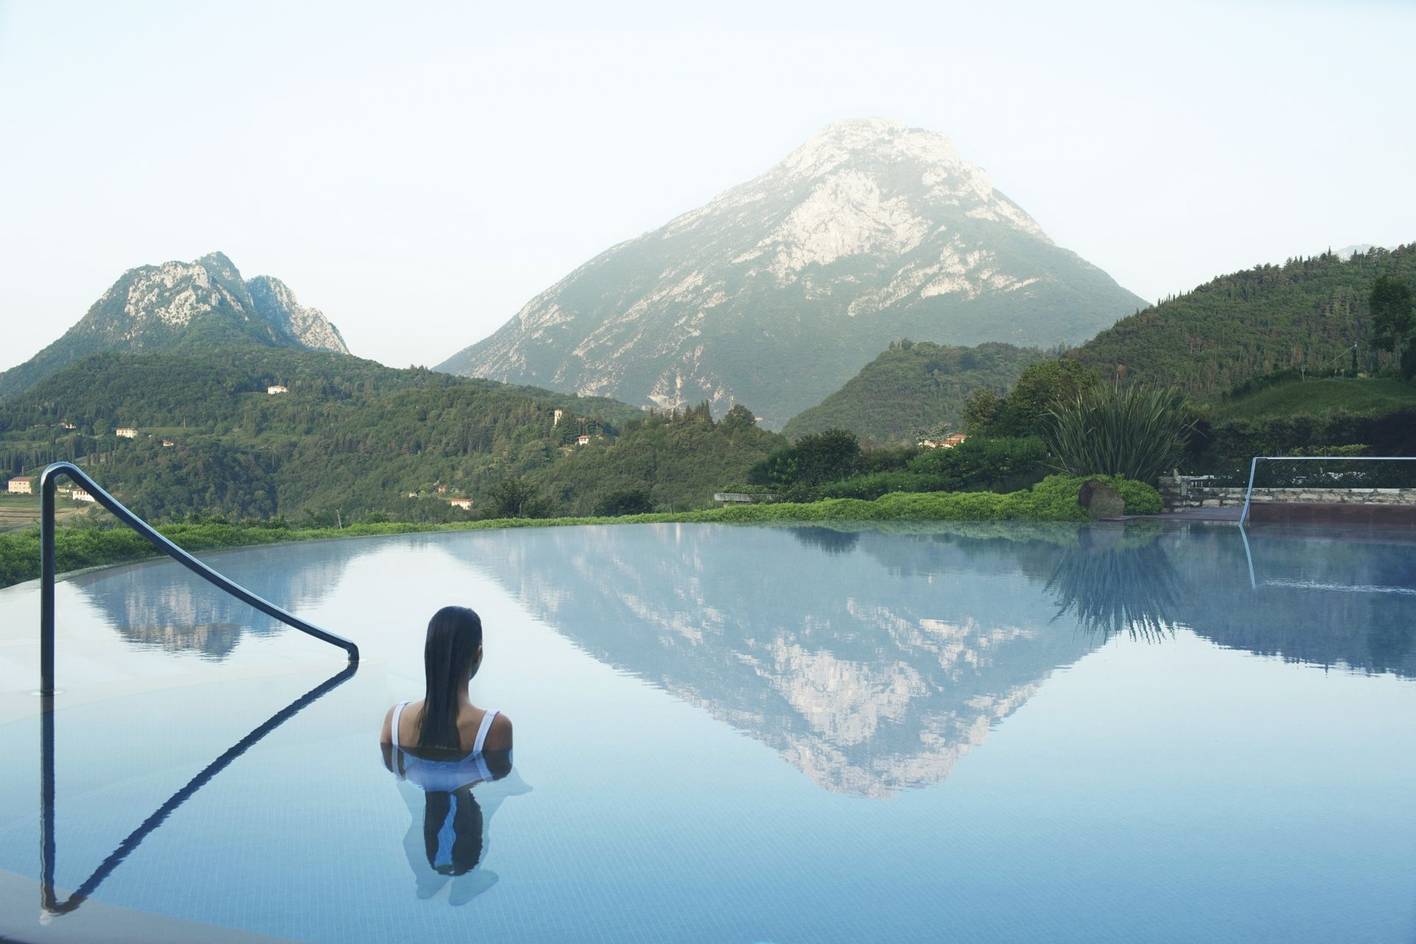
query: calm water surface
[{"left": 0, "top": 521, "right": 1414, "bottom": 942}]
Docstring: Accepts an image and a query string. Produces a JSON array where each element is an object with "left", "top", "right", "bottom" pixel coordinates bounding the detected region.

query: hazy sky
[{"left": 2, "top": 0, "right": 1413, "bottom": 372}]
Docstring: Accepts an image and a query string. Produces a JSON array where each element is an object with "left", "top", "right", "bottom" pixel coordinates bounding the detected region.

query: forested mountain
[
  {"left": 0, "top": 349, "right": 777, "bottom": 522},
  {"left": 1071, "top": 244, "right": 1416, "bottom": 399},
  {"left": 782, "top": 340, "right": 1043, "bottom": 443},
  {"left": 0, "top": 252, "right": 349, "bottom": 398},
  {"left": 440, "top": 118, "right": 1145, "bottom": 427}
]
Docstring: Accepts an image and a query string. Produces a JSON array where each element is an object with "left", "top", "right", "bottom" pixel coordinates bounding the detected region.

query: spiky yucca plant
[{"left": 1043, "top": 382, "right": 1193, "bottom": 483}]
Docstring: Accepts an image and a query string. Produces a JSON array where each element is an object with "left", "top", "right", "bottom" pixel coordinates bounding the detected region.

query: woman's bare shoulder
[{"left": 484, "top": 711, "right": 513, "bottom": 752}]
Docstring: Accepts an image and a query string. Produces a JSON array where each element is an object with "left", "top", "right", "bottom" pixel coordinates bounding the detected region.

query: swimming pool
[{"left": 1, "top": 521, "right": 1414, "bottom": 942}]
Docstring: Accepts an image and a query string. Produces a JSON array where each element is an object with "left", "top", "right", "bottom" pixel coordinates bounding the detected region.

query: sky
[{"left": 1, "top": 0, "right": 1413, "bottom": 372}]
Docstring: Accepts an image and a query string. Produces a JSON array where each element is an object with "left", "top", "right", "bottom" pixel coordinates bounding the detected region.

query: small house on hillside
[
  {"left": 576, "top": 434, "right": 591, "bottom": 446},
  {"left": 116, "top": 426, "right": 138, "bottom": 439},
  {"left": 7, "top": 478, "right": 33, "bottom": 495},
  {"left": 59, "top": 422, "right": 76, "bottom": 431},
  {"left": 918, "top": 433, "right": 968, "bottom": 449},
  {"left": 267, "top": 384, "right": 289, "bottom": 395},
  {"left": 448, "top": 497, "right": 474, "bottom": 510},
  {"left": 161, "top": 439, "right": 176, "bottom": 448},
  {"left": 69, "top": 486, "right": 96, "bottom": 503}
]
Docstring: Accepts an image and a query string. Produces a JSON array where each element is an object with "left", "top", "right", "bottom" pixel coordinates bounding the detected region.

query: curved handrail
[{"left": 38, "top": 461, "right": 358, "bottom": 695}]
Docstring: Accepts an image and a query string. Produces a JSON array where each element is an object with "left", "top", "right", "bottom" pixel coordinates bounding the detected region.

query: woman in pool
[
  {"left": 381, "top": 605, "right": 513, "bottom": 759},
  {"left": 381, "top": 606, "right": 518, "bottom": 898}
]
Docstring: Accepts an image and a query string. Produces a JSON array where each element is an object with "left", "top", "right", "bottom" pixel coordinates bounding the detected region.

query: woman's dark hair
[{"left": 418, "top": 605, "right": 484, "bottom": 751}]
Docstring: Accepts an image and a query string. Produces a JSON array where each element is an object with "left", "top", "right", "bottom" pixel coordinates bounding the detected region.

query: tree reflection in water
[{"left": 1046, "top": 525, "right": 1181, "bottom": 642}]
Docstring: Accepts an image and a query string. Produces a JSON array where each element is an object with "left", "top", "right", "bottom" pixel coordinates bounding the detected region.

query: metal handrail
[
  {"left": 38, "top": 461, "right": 359, "bottom": 694},
  {"left": 1239, "top": 455, "right": 1416, "bottom": 526}
]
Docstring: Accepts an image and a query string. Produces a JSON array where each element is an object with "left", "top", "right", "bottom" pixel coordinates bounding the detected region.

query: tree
[
  {"left": 720, "top": 404, "right": 757, "bottom": 432},
  {"left": 1371, "top": 275, "right": 1414, "bottom": 376},
  {"left": 962, "top": 388, "right": 1001, "bottom": 433},
  {"left": 485, "top": 476, "right": 546, "bottom": 518},
  {"left": 979, "top": 359, "right": 1100, "bottom": 437}
]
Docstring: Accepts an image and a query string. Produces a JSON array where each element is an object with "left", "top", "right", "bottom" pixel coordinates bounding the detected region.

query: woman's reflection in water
[{"left": 384, "top": 743, "right": 528, "bottom": 904}]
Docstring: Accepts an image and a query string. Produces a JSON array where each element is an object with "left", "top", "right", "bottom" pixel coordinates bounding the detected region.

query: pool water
[{"left": 1, "top": 521, "right": 1415, "bottom": 942}]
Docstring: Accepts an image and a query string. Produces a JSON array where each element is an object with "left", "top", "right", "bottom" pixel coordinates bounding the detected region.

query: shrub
[
  {"left": 594, "top": 488, "right": 655, "bottom": 516},
  {"left": 748, "top": 428, "right": 862, "bottom": 488},
  {"left": 906, "top": 436, "right": 1051, "bottom": 492},
  {"left": 1044, "top": 382, "right": 1194, "bottom": 482}
]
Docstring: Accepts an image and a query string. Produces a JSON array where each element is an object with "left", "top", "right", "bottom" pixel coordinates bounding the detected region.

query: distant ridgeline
[
  {"left": 0, "top": 348, "right": 781, "bottom": 522},
  {"left": 782, "top": 340, "right": 1045, "bottom": 444},
  {"left": 1071, "top": 244, "right": 1416, "bottom": 399},
  {"left": 0, "top": 251, "right": 349, "bottom": 399}
]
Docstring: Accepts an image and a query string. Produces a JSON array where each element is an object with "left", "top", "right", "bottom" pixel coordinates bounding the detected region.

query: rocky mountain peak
[
  {"left": 438, "top": 119, "right": 1144, "bottom": 426},
  {"left": 0, "top": 252, "right": 351, "bottom": 397},
  {"left": 247, "top": 275, "right": 350, "bottom": 354}
]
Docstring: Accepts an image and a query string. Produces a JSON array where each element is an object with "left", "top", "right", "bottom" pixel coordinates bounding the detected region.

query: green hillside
[
  {"left": 1072, "top": 244, "right": 1416, "bottom": 400},
  {"left": 0, "top": 349, "right": 778, "bottom": 522},
  {"left": 1214, "top": 375, "right": 1416, "bottom": 421},
  {"left": 782, "top": 340, "right": 1044, "bottom": 444}
]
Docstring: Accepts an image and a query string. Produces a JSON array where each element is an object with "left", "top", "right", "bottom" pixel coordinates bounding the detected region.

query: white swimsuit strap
[
  {"left": 391, "top": 701, "right": 410, "bottom": 753},
  {"left": 472, "top": 708, "right": 499, "bottom": 754}
]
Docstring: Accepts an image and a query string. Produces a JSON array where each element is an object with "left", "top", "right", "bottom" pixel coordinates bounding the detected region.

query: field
[
  {"left": 0, "top": 493, "right": 93, "bottom": 533},
  {"left": 1215, "top": 377, "right": 1416, "bottom": 421}
]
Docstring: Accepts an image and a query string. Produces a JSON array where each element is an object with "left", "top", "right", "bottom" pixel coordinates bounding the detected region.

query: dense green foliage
[
  {"left": 781, "top": 340, "right": 1043, "bottom": 444},
  {"left": 0, "top": 349, "right": 781, "bottom": 521},
  {"left": 964, "top": 359, "right": 1100, "bottom": 437},
  {"left": 1213, "top": 375, "right": 1416, "bottom": 421},
  {"left": 1071, "top": 245, "right": 1416, "bottom": 399},
  {"left": 1045, "top": 383, "right": 1194, "bottom": 482},
  {"left": 747, "top": 428, "right": 863, "bottom": 493},
  {"left": 0, "top": 473, "right": 1162, "bottom": 589},
  {"left": 906, "top": 436, "right": 1051, "bottom": 491},
  {"left": 1370, "top": 275, "right": 1415, "bottom": 378},
  {"left": 525, "top": 403, "right": 784, "bottom": 514},
  {"left": 1186, "top": 408, "right": 1416, "bottom": 473}
]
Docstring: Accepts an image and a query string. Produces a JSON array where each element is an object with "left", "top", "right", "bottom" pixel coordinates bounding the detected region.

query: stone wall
[{"left": 1158, "top": 476, "right": 1416, "bottom": 513}]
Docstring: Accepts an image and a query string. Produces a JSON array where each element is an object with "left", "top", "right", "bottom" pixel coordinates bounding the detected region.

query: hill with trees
[
  {"left": 1070, "top": 244, "right": 1416, "bottom": 400},
  {"left": 781, "top": 340, "right": 1044, "bottom": 444},
  {"left": 0, "top": 349, "right": 779, "bottom": 522}
]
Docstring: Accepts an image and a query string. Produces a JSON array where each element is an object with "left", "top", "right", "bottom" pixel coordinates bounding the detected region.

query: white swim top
[
  {"left": 391, "top": 701, "right": 499, "bottom": 755},
  {"left": 389, "top": 701, "right": 502, "bottom": 792}
]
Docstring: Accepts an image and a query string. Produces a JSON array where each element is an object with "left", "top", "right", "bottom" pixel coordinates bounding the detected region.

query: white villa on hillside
[
  {"left": 448, "top": 497, "right": 474, "bottom": 510},
  {"left": 69, "top": 486, "right": 96, "bottom": 503},
  {"left": 267, "top": 384, "right": 289, "bottom": 395},
  {"left": 918, "top": 433, "right": 968, "bottom": 449},
  {"left": 116, "top": 426, "right": 138, "bottom": 439},
  {"left": 6, "top": 478, "right": 32, "bottom": 495},
  {"left": 576, "top": 434, "right": 591, "bottom": 446}
]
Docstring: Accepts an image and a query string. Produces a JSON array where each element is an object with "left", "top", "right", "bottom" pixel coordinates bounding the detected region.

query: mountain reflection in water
[{"left": 72, "top": 522, "right": 1416, "bottom": 796}]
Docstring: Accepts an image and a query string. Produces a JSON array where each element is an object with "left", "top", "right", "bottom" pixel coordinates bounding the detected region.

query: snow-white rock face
[
  {"left": 0, "top": 252, "right": 351, "bottom": 396},
  {"left": 441, "top": 117, "right": 1145, "bottom": 427}
]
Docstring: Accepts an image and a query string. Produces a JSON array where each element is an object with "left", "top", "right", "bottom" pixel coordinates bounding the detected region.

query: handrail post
[
  {"left": 40, "top": 467, "right": 58, "bottom": 696},
  {"left": 1239, "top": 456, "right": 1261, "bottom": 527}
]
